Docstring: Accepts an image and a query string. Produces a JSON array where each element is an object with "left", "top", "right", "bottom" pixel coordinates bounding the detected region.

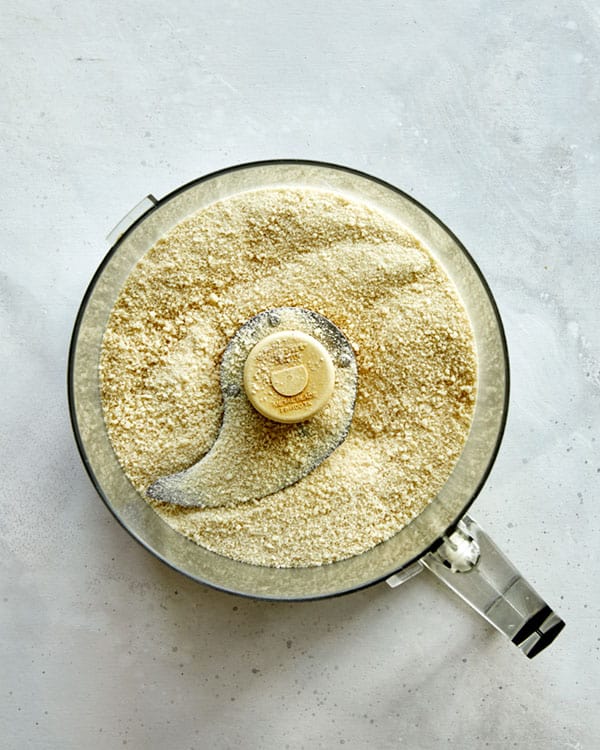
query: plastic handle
[
  {"left": 420, "top": 515, "right": 565, "bottom": 658},
  {"left": 106, "top": 194, "right": 158, "bottom": 246}
]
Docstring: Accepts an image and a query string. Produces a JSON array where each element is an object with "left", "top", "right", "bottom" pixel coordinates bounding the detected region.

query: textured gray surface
[{"left": 1, "top": 1, "right": 599, "bottom": 748}]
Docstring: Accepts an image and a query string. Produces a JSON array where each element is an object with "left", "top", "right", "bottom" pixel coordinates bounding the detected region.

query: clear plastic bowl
[
  {"left": 69, "top": 160, "right": 507, "bottom": 598},
  {"left": 69, "top": 161, "right": 564, "bottom": 657}
]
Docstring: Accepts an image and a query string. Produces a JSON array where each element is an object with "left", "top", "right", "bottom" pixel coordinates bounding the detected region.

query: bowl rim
[{"left": 67, "top": 158, "right": 510, "bottom": 600}]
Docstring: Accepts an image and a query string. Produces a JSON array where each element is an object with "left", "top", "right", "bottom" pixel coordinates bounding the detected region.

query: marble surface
[{"left": 2, "top": 1, "right": 599, "bottom": 747}]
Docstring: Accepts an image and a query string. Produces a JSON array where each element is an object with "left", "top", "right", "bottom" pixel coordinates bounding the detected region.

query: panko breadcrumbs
[{"left": 100, "top": 187, "right": 477, "bottom": 568}]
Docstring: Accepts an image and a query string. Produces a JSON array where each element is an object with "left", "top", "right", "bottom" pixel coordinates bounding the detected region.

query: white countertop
[{"left": 2, "top": 1, "right": 599, "bottom": 747}]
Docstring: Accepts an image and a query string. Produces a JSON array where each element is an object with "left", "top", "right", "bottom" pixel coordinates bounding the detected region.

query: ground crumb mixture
[{"left": 100, "top": 187, "right": 477, "bottom": 568}]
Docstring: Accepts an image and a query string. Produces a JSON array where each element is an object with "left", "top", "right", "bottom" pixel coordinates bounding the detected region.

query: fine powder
[{"left": 100, "top": 187, "right": 477, "bottom": 568}]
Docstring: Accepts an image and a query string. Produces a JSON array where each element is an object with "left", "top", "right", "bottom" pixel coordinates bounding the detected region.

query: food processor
[{"left": 68, "top": 160, "right": 565, "bottom": 658}]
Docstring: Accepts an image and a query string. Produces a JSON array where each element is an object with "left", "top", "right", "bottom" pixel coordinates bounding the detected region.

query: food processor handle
[{"left": 406, "top": 515, "right": 564, "bottom": 657}]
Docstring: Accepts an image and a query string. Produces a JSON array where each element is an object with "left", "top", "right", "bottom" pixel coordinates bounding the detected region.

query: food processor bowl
[{"left": 68, "top": 161, "right": 564, "bottom": 657}]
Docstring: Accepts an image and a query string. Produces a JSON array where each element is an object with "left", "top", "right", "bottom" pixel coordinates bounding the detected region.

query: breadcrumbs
[{"left": 100, "top": 188, "right": 477, "bottom": 567}]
